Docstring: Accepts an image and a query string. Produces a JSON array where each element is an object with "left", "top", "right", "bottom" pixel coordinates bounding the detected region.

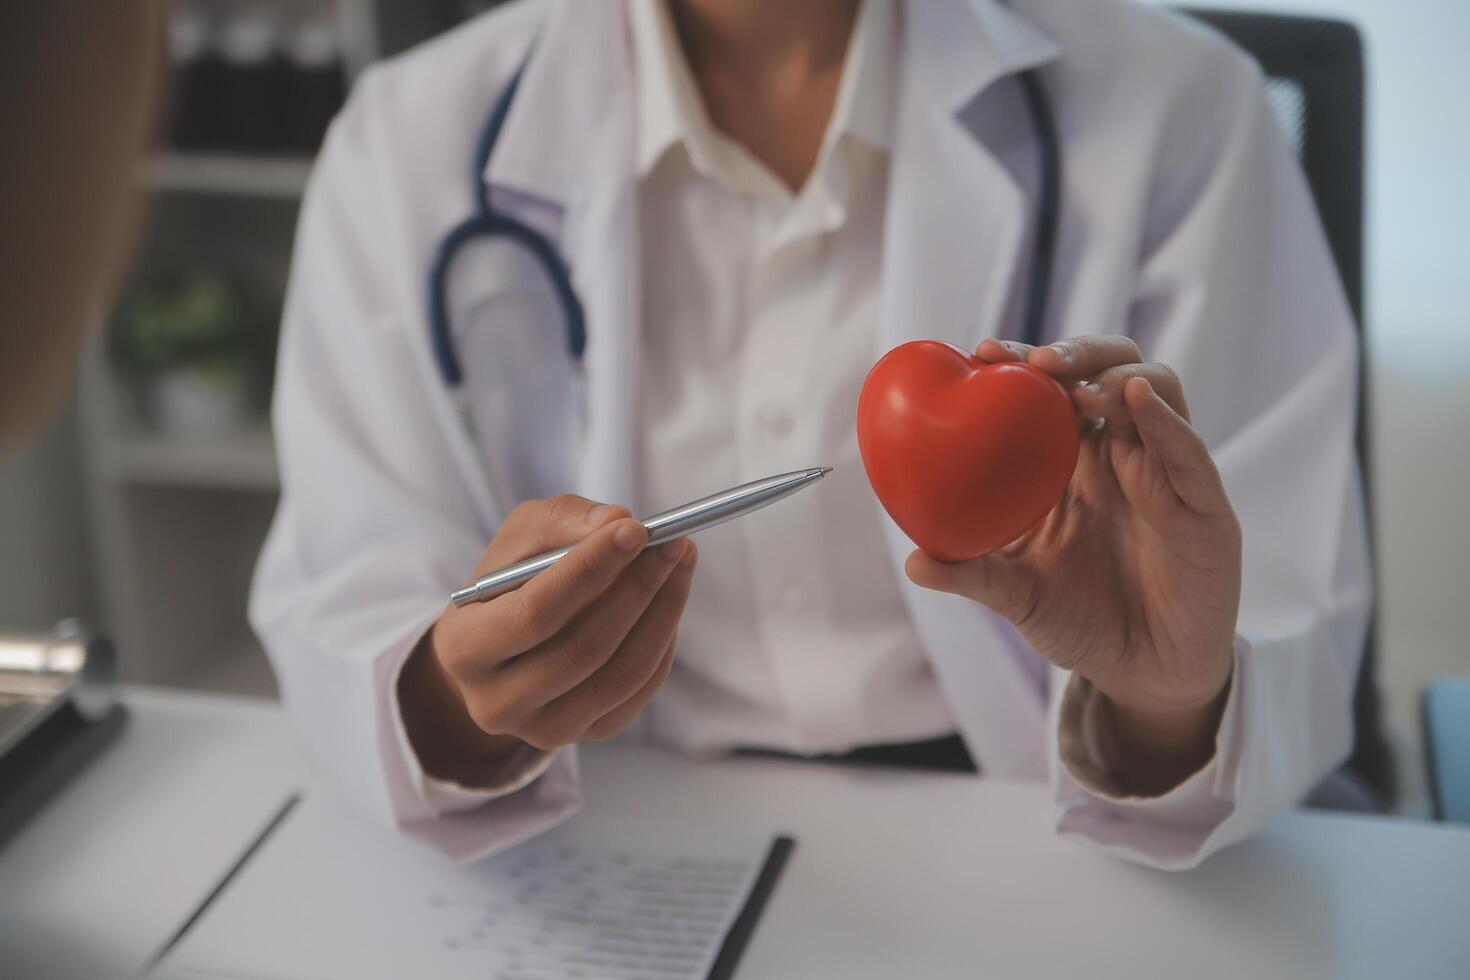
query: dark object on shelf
[
  {"left": 166, "top": 2, "right": 346, "bottom": 155},
  {"left": 169, "top": 6, "right": 227, "bottom": 150},
  {"left": 282, "top": 16, "right": 347, "bottom": 153},
  {"left": 218, "top": 6, "right": 289, "bottom": 153}
]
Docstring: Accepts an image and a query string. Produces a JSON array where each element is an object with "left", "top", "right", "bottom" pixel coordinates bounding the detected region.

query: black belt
[{"left": 736, "top": 733, "right": 978, "bottom": 774}]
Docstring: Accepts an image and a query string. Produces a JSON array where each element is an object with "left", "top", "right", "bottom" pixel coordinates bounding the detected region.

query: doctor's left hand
[{"left": 905, "top": 336, "right": 1242, "bottom": 796}]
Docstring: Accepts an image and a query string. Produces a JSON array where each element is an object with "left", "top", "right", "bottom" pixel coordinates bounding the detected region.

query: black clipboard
[
  {"left": 0, "top": 700, "right": 128, "bottom": 851},
  {"left": 708, "top": 834, "right": 796, "bottom": 979}
]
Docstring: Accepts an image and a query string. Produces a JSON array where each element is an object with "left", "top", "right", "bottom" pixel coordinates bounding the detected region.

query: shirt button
[{"left": 757, "top": 407, "right": 794, "bottom": 438}]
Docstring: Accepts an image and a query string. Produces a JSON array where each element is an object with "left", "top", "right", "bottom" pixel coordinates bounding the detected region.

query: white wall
[{"left": 1154, "top": 0, "right": 1470, "bottom": 807}]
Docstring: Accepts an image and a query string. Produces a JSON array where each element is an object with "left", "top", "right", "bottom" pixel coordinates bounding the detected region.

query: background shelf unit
[
  {"left": 97, "top": 427, "right": 280, "bottom": 493},
  {"left": 77, "top": 0, "right": 472, "bottom": 696},
  {"left": 149, "top": 154, "right": 315, "bottom": 201}
]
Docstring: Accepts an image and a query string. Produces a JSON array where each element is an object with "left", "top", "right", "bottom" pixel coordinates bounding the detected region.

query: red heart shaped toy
[{"left": 857, "top": 340, "right": 1080, "bottom": 561}]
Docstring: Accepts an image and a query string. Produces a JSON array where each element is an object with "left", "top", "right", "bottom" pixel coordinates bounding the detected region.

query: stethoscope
[{"left": 426, "top": 33, "right": 1060, "bottom": 392}]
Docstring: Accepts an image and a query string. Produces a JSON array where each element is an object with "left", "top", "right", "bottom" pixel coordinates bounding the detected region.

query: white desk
[{"left": 2, "top": 688, "right": 1468, "bottom": 980}]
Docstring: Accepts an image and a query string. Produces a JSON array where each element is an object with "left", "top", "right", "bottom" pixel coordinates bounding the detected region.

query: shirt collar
[
  {"left": 833, "top": 0, "right": 896, "bottom": 152},
  {"left": 630, "top": 0, "right": 898, "bottom": 186},
  {"left": 484, "top": 0, "right": 1058, "bottom": 208}
]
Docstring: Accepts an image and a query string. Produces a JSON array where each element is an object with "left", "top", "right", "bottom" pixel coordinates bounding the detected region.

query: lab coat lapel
[
  {"left": 569, "top": 144, "right": 643, "bottom": 511},
  {"left": 878, "top": 0, "right": 1060, "bottom": 779},
  {"left": 482, "top": 0, "right": 643, "bottom": 510},
  {"left": 882, "top": 0, "right": 1060, "bottom": 354}
]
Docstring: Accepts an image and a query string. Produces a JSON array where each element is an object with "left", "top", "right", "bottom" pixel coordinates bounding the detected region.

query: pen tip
[{"left": 819, "top": 466, "right": 834, "bottom": 476}]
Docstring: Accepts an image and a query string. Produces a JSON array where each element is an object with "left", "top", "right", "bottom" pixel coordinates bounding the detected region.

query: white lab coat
[{"left": 250, "top": 0, "right": 1370, "bottom": 870}]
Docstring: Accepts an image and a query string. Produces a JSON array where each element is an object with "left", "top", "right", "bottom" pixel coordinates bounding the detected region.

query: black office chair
[{"left": 1182, "top": 10, "right": 1395, "bottom": 809}]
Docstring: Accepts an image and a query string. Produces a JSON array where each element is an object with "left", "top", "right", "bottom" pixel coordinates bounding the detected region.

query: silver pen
[{"left": 450, "top": 467, "right": 832, "bottom": 606}]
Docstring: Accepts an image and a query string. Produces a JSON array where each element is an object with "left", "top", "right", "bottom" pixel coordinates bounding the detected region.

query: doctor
[{"left": 251, "top": 0, "right": 1369, "bottom": 870}]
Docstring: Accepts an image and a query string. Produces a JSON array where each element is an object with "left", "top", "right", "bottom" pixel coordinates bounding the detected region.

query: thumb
[{"left": 904, "top": 549, "right": 1038, "bottom": 626}]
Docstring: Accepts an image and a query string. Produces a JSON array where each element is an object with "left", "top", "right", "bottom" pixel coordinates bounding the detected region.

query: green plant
[{"left": 110, "top": 271, "right": 276, "bottom": 389}]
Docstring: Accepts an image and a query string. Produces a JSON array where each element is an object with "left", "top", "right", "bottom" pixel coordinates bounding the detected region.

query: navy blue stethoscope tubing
[
  {"left": 427, "top": 60, "right": 586, "bottom": 387},
  {"left": 427, "top": 54, "right": 1060, "bottom": 389}
]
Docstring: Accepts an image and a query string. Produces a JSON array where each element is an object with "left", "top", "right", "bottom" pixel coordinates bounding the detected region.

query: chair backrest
[{"left": 1183, "top": 9, "right": 1393, "bottom": 804}]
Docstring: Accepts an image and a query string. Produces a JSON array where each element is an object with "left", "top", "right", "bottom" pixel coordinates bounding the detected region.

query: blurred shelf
[
  {"left": 171, "top": 634, "right": 279, "bottom": 700},
  {"left": 79, "top": 0, "right": 416, "bottom": 698},
  {"left": 100, "top": 426, "right": 279, "bottom": 492},
  {"left": 149, "top": 154, "right": 314, "bottom": 199}
]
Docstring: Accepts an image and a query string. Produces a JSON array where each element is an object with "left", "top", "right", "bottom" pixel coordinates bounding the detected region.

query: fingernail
[
  {"left": 1081, "top": 382, "right": 1102, "bottom": 395},
  {"left": 614, "top": 521, "right": 644, "bottom": 551},
  {"left": 1049, "top": 344, "right": 1070, "bottom": 361},
  {"left": 659, "top": 539, "right": 687, "bottom": 562},
  {"left": 587, "top": 504, "right": 617, "bottom": 526}
]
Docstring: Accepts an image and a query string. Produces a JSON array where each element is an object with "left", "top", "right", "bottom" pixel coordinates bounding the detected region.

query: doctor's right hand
[{"left": 398, "top": 496, "right": 697, "bottom": 787}]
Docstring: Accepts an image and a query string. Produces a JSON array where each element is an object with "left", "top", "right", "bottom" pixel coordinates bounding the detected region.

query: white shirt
[
  {"left": 631, "top": 0, "right": 955, "bottom": 755},
  {"left": 407, "top": 0, "right": 952, "bottom": 809}
]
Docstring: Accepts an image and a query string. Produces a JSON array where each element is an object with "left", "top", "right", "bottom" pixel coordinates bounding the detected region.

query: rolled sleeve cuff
[
  {"left": 387, "top": 634, "right": 561, "bottom": 816},
  {"left": 377, "top": 620, "right": 582, "bottom": 863},
  {"left": 379, "top": 620, "right": 555, "bottom": 822},
  {"left": 1051, "top": 638, "right": 1248, "bottom": 868},
  {"left": 417, "top": 748, "right": 560, "bottom": 813}
]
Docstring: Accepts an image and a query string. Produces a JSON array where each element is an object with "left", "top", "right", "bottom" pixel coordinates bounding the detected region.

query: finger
[
  {"left": 1126, "top": 378, "right": 1232, "bottom": 516},
  {"left": 1028, "top": 335, "right": 1143, "bottom": 384},
  {"left": 498, "top": 537, "right": 690, "bottom": 705},
  {"left": 974, "top": 338, "right": 1033, "bottom": 363},
  {"left": 478, "top": 517, "right": 652, "bottom": 655},
  {"left": 582, "top": 630, "right": 679, "bottom": 742},
  {"left": 491, "top": 494, "right": 633, "bottom": 568},
  {"left": 542, "top": 543, "right": 695, "bottom": 724},
  {"left": 1072, "top": 362, "right": 1190, "bottom": 433},
  {"left": 458, "top": 540, "right": 687, "bottom": 733},
  {"left": 905, "top": 548, "right": 1038, "bottom": 628},
  {"left": 523, "top": 545, "right": 696, "bottom": 747}
]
